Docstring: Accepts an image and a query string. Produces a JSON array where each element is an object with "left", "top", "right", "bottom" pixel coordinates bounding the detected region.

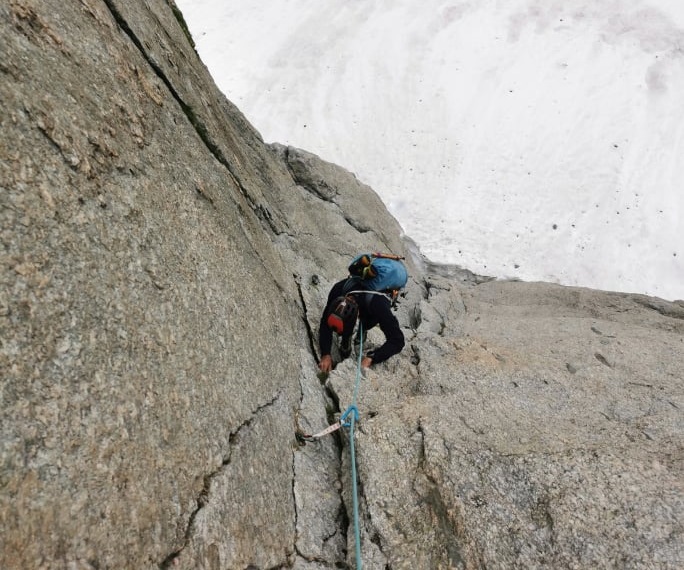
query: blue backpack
[{"left": 347, "top": 252, "right": 408, "bottom": 299}]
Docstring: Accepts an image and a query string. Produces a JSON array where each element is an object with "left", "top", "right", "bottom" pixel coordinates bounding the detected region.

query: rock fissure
[
  {"left": 414, "top": 419, "right": 469, "bottom": 568},
  {"left": 294, "top": 277, "right": 319, "bottom": 363},
  {"left": 343, "top": 214, "right": 371, "bottom": 234},
  {"left": 293, "top": 548, "right": 336, "bottom": 568},
  {"left": 279, "top": 146, "right": 336, "bottom": 203},
  {"left": 230, "top": 391, "right": 284, "bottom": 444},
  {"left": 408, "top": 304, "right": 422, "bottom": 331},
  {"left": 159, "top": 391, "right": 284, "bottom": 568},
  {"left": 410, "top": 343, "right": 421, "bottom": 366},
  {"left": 100, "top": 0, "right": 278, "bottom": 234},
  {"left": 291, "top": 448, "right": 302, "bottom": 567},
  {"left": 167, "top": 1, "right": 196, "bottom": 50}
]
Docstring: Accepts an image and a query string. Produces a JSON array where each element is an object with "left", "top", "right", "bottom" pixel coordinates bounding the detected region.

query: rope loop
[{"left": 340, "top": 404, "right": 359, "bottom": 427}]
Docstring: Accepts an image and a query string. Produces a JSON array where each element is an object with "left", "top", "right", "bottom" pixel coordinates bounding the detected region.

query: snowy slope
[{"left": 177, "top": 0, "right": 684, "bottom": 301}]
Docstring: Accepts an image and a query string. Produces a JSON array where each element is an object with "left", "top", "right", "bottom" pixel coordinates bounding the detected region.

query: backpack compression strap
[{"left": 371, "top": 252, "right": 405, "bottom": 261}]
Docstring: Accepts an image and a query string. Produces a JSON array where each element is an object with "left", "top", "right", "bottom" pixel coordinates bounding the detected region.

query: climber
[{"left": 318, "top": 277, "right": 405, "bottom": 373}]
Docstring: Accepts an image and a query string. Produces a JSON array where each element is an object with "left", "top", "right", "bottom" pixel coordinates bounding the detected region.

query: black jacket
[{"left": 319, "top": 279, "right": 405, "bottom": 365}]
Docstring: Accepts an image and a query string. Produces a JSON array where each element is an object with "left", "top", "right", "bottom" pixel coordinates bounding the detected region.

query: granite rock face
[
  {"left": 1, "top": 1, "right": 682, "bottom": 569},
  {"left": 328, "top": 281, "right": 683, "bottom": 568}
]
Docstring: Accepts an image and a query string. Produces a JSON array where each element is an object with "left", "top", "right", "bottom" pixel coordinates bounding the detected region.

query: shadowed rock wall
[{"left": 2, "top": 1, "right": 682, "bottom": 569}]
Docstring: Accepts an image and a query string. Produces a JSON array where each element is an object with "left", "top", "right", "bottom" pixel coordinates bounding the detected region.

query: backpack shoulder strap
[
  {"left": 341, "top": 277, "right": 375, "bottom": 311},
  {"left": 342, "top": 276, "right": 364, "bottom": 294}
]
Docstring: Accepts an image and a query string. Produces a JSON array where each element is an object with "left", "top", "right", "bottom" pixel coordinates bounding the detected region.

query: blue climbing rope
[{"left": 340, "top": 323, "right": 364, "bottom": 569}]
